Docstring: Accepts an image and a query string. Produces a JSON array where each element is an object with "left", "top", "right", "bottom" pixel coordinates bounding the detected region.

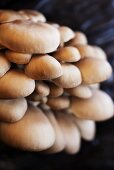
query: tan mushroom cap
[
  {"left": 25, "top": 55, "right": 63, "bottom": 80},
  {"left": 0, "top": 20, "right": 60, "bottom": 53},
  {"left": 53, "top": 63, "right": 82, "bottom": 88},
  {"left": 19, "top": 9, "right": 46, "bottom": 22},
  {"left": 55, "top": 112, "right": 81, "bottom": 154},
  {"left": 66, "top": 84, "right": 92, "bottom": 98},
  {"left": 72, "top": 117, "right": 96, "bottom": 141},
  {"left": 0, "top": 104, "right": 55, "bottom": 151},
  {"left": 70, "top": 90, "right": 114, "bottom": 121},
  {"left": 0, "top": 98, "right": 27, "bottom": 123},
  {"left": 93, "top": 46, "right": 107, "bottom": 60},
  {"left": 75, "top": 58, "right": 112, "bottom": 84},
  {"left": 0, "top": 10, "right": 24, "bottom": 23},
  {"left": 27, "top": 92, "right": 48, "bottom": 103},
  {"left": 43, "top": 110, "right": 65, "bottom": 153},
  {"left": 0, "top": 69, "right": 35, "bottom": 99},
  {"left": 47, "top": 96, "right": 70, "bottom": 110},
  {"left": 53, "top": 46, "right": 81, "bottom": 62},
  {"left": 35, "top": 81, "right": 50, "bottom": 97},
  {"left": 67, "top": 31, "right": 88, "bottom": 46},
  {"left": 5, "top": 50, "right": 32, "bottom": 64},
  {"left": 0, "top": 52, "right": 11, "bottom": 78},
  {"left": 49, "top": 83, "right": 64, "bottom": 97},
  {"left": 58, "top": 26, "right": 75, "bottom": 43}
]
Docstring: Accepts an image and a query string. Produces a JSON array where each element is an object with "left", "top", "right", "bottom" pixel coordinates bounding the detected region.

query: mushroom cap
[
  {"left": 53, "top": 46, "right": 81, "bottom": 62},
  {"left": 0, "top": 104, "right": 55, "bottom": 151},
  {"left": 43, "top": 110, "right": 65, "bottom": 153},
  {"left": 75, "top": 58, "right": 112, "bottom": 84},
  {"left": 47, "top": 96, "right": 70, "bottom": 110},
  {"left": 0, "top": 20, "right": 60, "bottom": 53},
  {"left": 35, "top": 81, "right": 50, "bottom": 97},
  {"left": 25, "top": 55, "right": 63, "bottom": 80},
  {"left": 0, "top": 98, "right": 27, "bottom": 123},
  {"left": 49, "top": 83, "right": 64, "bottom": 97},
  {"left": 0, "top": 52, "right": 11, "bottom": 78},
  {"left": 67, "top": 31, "right": 88, "bottom": 46},
  {"left": 70, "top": 90, "right": 114, "bottom": 121},
  {"left": 58, "top": 26, "right": 75, "bottom": 43},
  {"left": 55, "top": 112, "right": 81, "bottom": 154},
  {"left": 53, "top": 63, "right": 82, "bottom": 88},
  {"left": 93, "top": 46, "right": 107, "bottom": 60},
  {"left": 0, "top": 10, "right": 24, "bottom": 23},
  {"left": 5, "top": 50, "right": 32, "bottom": 64},
  {"left": 19, "top": 10, "right": 46, "bottom": 22},
  {"left": 0, "top": 69, "right": 35, "bottom": 99},
  {"left": 66, "top": 84, "right": 92, "bottom": 98},
  {"left": 73, "top": 117, "right": 96, "bottom": 141},
  {"left": 27, "top": 92, "right": 48, "bottom": 103}
]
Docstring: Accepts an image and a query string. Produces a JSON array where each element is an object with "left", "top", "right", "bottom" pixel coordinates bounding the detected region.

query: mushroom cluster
[{"left": 0, "top": 9, "right": 113, "bottom": 154}]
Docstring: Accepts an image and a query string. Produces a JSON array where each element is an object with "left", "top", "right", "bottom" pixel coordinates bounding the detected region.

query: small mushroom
[
  {"left": 43, "top": 110, "right": 65, "bottom": 153},
  {"left": 0, "top": 69, "right": 35, "bottom": 99},
  {"left": 67, "top": 31, "right": 88, "bottom": 46},
  {"left": 0, "top": 20, "right": 60, "bottom": 53},
  {"left": 5, "top": 50, "right": 32, "bottom": 64},
  {"left": 53, "top": 63, "right": 82, "bottom": 88},
  {"left": 70, "top": 90, "right": 114, "bottom": 121},
  {"left": 47, "top": 96, "right": 70, "bottom": 110},
  {"left": 25, "top": 55, "right": 63, "bottom": 80},
  {"left": 66, "top": 84, "right": 92, "bottom": 98},
  {"left": 72, "top": 116, "right": 96, "bottom": 141},
  {"left": 0, "top": 52, "right": 11, "bottom": 78},
  {"left": 0, "top": 104, "right": 55, "bottom": 151},
  {"left": 27, "top": 92, "right": 48, "bottom": 103},
  {"left": 58, "top": 26, "right": 75, "bottom": 43},
  {"left": 55, "top": 112, "right": 81, "bottom": 154},
  {"left": 0, "top": 98, "right": 27, "bottom": 123},
  {"left": 53, "top": 46, "right": 81, "bottom": 62},
  {"left": 49, "top": 83, "right": 64, "bottom": 97},
  {"left": 19, "top": 10, "right": 46, "bottom": 22},
  {"left": 75, "top": 58, "right": 112, "bottom": 84},
  {"left": 35, "top": 81, "right": 50, "bottom": 97}
]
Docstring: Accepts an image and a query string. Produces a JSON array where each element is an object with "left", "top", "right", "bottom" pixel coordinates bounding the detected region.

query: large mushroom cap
[
  {"left": 25, "top": 55, "right": 63, "bottom": 80},
  {"left": 0, "top": 69, "right": 35, "bottom": 99},
  {"left": 0, "top": 20, "right": 60, "bottom": 53},
  {"left": 0, "top": 104, "right": 55, "bottom": 151},
  {"left": 53, "top": 63, "right": 82, "bottom": 88},
  {"left": 70, "top": 90, "right": 114, "bottom": 121},
  {"left": 0, "top": 98, "right": 27, "bottom": 123},
  {"left": 75, "top": 58, "right": 112, "bottom": 84}
]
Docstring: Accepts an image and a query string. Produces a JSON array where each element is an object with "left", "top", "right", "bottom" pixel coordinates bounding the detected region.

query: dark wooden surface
[{"left": 0, "top": 0, "right": 114, "bottom": 169}]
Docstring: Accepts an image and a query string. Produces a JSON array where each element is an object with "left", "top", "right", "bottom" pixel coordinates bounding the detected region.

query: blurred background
[{"left": 0, "top": 0, "right": 114, "bottom": 169}]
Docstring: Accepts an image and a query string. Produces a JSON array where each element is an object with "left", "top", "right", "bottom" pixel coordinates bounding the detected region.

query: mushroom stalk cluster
[{"left": 0, "top": 9, "right": 113, "bottom": 154}]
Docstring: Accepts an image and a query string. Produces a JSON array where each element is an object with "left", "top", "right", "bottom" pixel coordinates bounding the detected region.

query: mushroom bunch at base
[{"left": 0, "top": 9, "right": 113, "bottom": 154}]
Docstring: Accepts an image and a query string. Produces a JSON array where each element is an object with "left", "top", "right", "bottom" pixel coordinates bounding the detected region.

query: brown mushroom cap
[
  {"left": 0, "top": 98, "right": 27, "bottom": 123},
  {"left": 49, "top": 83, "right": 64, "bottom": 97},
  {"left": 66, "top": 84, "right": 92, "bottom": 98},
  {"left": 53, "top": 46, "right": 81, "bottom": 62},
  {"left": 70, "top": 90, "right": 114, "bottom": 121},
  {"left": 0, "top": 104, "right": 55, "bottom": 151},
  {"left": 72, "top": 117, "right": 96, "bottom": 141},
  {"left": 0, "top": 69, "right": 35, "bottom": 99},
  {"left": 67, "top": 31, "right": 88, "bottom": 46},
  {"left": 0, "top": 20, "right": 60, "bottom": 53},
  {"left": 35, "top": 81, "right": 50, "bottom": 97},
  {"left": 27, "top": 91, "right": 48, "bottom": 103},
  {"left": 47, "top": 96, "right": 70, "bottom": 110},
  {"left": 75, "top": 58, "right": 112, "bottom": 84},
  {"left": 58, "top": 26, "right": 75, "bottom": 43},
  {"left": 0, "top": 52, "right": 11, "bottom": 78},
  {"left": 43, "top": 110, "right": 65, "bottom": 153},
  {"left": 53, "top": 63, "right": 82, "bottom": 88},
  {"left": 55, "top": 112, "right": 81, "bottom": 154},
  {"left": 19, "top": 10, "right": 46, "bottom": 22},
  {"left": 25, "top": 55, "right": 63, "bottom": 80},
  {"left": 5, "top": 50, "right": 32, "bottom": 64}
]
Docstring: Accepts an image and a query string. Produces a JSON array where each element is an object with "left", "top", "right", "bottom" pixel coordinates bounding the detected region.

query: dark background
[{"left": 0, "top": 0, "right": 114, "bottom": 169}]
